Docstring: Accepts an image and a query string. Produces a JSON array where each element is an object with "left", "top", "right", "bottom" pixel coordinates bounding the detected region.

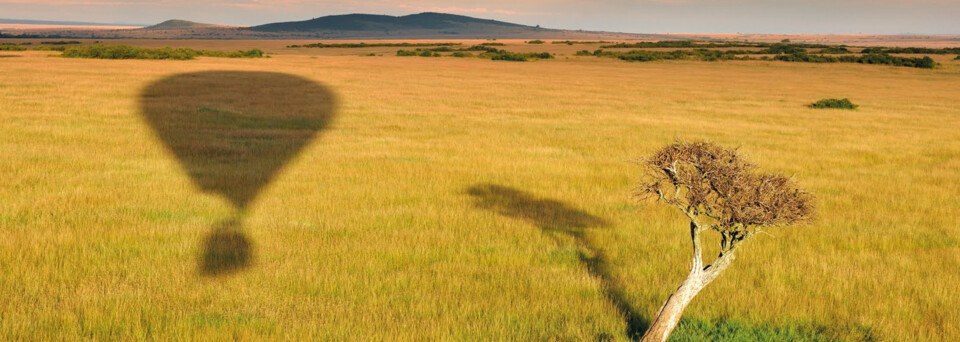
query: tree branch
[{"left": 689, "top": 221, "right": 703, "bottom": 275}]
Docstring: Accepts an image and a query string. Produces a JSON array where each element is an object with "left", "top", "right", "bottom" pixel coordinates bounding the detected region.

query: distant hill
[
  {"left": 0, "top": 12, "right": 649, "bottom": 40},
  {"left": 145, "top": 19, "right": 220, "bottom": 30},
  {"left": 249, "top": 12, "right": 529, "bottom": 33}
]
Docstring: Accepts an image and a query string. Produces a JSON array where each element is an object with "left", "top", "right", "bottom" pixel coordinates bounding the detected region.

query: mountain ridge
[
  {"left": 1, "top": 12, "right": 644, "bottom": 40},
  {"left": 248, "top": 12, "right": 532, "bottom": 32},
  {"left": 145, "top": 19, "right": 221, "bottom": 30}
]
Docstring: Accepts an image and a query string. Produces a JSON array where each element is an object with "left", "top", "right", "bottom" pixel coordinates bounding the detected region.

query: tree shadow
[
  {"left": 466, "top": 184, "right": 649, "bottom": 339},
  {"left": 140, "top": 71, "right": 336, "bottom": 276}
]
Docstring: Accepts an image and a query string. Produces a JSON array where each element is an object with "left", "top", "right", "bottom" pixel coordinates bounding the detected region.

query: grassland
[{"left": 0, "top": 41, "right": 959, "bottom": 340}]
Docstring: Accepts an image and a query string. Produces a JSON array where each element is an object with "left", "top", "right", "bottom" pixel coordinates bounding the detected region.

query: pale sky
[{"left": 1, "top": 0, "right": 958, "bottom": 34}]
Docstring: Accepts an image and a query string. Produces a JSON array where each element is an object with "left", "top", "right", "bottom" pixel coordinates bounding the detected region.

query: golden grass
[{"left": 1, "top": 44, "right": 958, "bottom": 340}]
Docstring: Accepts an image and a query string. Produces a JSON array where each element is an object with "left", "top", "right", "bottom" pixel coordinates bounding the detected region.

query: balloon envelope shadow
[
  {"left": 140, "top": 71, "right": 336, "bottom": 276},
  {"left": 466, "top": 184, "right": 649, "bottom": 339}
]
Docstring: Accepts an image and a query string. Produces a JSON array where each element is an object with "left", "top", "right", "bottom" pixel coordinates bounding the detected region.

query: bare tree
[{"left": 636, "top": 141, "right": 815, "bottom": 342}]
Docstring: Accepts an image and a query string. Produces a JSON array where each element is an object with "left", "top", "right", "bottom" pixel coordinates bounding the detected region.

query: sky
[{"left": 1, "top": 0, "right": 959, "bottom": 34}]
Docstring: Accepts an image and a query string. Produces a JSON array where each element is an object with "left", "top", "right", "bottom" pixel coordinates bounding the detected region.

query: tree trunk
[
  {"left": 639, "top": 222, "right": 736, "bottom": 342},
  {"left": 639, "top": 272, "right": 705, "bottom": 342}
]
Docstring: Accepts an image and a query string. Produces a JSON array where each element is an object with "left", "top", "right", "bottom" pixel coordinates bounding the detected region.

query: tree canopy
[{"left": 638, "top": 141, "right": 814, "bottom": 246}]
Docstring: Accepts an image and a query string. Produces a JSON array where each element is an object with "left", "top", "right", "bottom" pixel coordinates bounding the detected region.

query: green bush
[
  {"left": 0, "top": 43, "right": 28, "bottom": 51},
  {"left": 756, "top": 43, "right": 806, "bottom": 54},
  {"left": 60, "top": 45, "right": 264, "bottom": 60},
  {"left": 463, "top": 45, "right": 500, "bottom": 53},
  {"left": 479, "top": 42, "right": 504, "bottom": 46},
  {"left": 811, "top": 98, "right": 858, "bottom": 109},
  {"left": 41, "top": 40, "right": 81, "bottom": 45},
  {"left": 955, "top": 55, "right": 960, "bottom": 60},
  {"left": 605, "top": 49, "right": 750, "bottom": 62},
  {"left": 198, "top": 48, "right": 264, "bottom": 58},
  {"left": 775, "top": 52, "right": 936, "bottom": 68},
  {"left": 290, "top": 42, "right": 460, "bottom": 48},
  {"left": 856, "top": 54, "right": 935, "bottom": 68},
  {"left": 450, "top": 52, "right": 473, "bottom": 58},
  {"left": 819, "top": 46, "right": 851, "bottom": 54},
  {"left": 30, "top": 45, "right": 68, "bottom": 51},
  {"left": 484, "top": 51, "right": 552, "bottom": 61},
  {"left": 553, "top": 40, "right": 609, "bottom": 45},
  {"left": 860, "top": 46, "right": 960, "bottom": 55},
  {"left": 525, "top": 40, "right": 545, "bottom": 44},
  {"left": 601, "top": 40, "right": 761, "bottom": 49}
]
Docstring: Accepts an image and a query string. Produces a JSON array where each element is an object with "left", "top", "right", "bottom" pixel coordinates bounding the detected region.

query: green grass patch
[
  {"left": 670, "top": 317, "right": 876, "bottom": 342},
  {"left": 811, "top": 98, "right": 859, "bottom": 109}
]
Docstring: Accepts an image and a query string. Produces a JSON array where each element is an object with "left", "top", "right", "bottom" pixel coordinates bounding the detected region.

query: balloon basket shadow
[{"left": 201, "top": 218, "right": 253, "bottom": 276}]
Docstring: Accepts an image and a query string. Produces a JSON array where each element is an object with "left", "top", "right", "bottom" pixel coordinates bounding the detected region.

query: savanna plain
[{"left": 1, "top": 40, "right": 959, "bottom": 341}]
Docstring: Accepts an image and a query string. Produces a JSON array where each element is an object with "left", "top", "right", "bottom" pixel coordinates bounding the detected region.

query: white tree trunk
[{"left": 640, "top": 222, "right": 736, "bottom": 342}]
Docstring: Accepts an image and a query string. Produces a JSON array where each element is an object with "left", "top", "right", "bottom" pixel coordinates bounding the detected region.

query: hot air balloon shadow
[{"left": 140, "top": 71, "right": 336, "bottom": 276}]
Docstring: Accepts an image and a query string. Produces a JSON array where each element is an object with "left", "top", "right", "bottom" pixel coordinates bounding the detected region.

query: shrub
[
  {"left": 488, "top": 52, "right": 528, "bottom": 61},
  {"left": 553, "top": 40, "right": 610, "bottom": 45},
  {"left": 860, "top": 46, "right": 960, "bottom": 54},
  {"left": 605, "top": 49, "right": 750, "bottom": 62},
  {"left": 482, "top": 50, "right": 553, "bottom": 62},
  {"left": 60, "top": 45, "right": 264, "bottom": 60},
  {"left": 479, "top": 42, "right": 504, "bottom": 46},
  {"left": 756, "top": 43, "right": 806, "bottom": 54},
  {"left": 0, "top": 43, "right": 27, "bottom": 51},
  {"left": 450, "top": 52, "right": 473, "bottom": 58},
  {"left": 525, "top": 40, "right": 545, "bottom": 44},
  {"left": 955, "top": 55, "right": 960, "bottom": 60},
  {"left": 41, "top": 40, "right": 81, "bottom": 45},
  {"left": 463, "top": 45, "right": 500, "bottom": 53},
  {"left": 30, "top": 45, "right": 68, "bottom": 51},
  {"left": 601, "top": 40, "right": 762, "bottom": 49},
  {"left": 396, "top": 49, "right": 418, "bottom": 56},
  {"left": 810, "top": 98, "right": 858, "bottom": 109},
  {"left": 290, "top": 42, "right": 461, "bottom": 48},
  {"left": 855, "top": 54, "right": 936, "bottom": 68},
  {"left": 198, "top": 48, "right": 264, "bottom": 58},
  {"left": 819, "top": 46, "right": 851, "bottom": 54},
  {"left": 775, "top": 52, "right": 937, "bottom": 68}
]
